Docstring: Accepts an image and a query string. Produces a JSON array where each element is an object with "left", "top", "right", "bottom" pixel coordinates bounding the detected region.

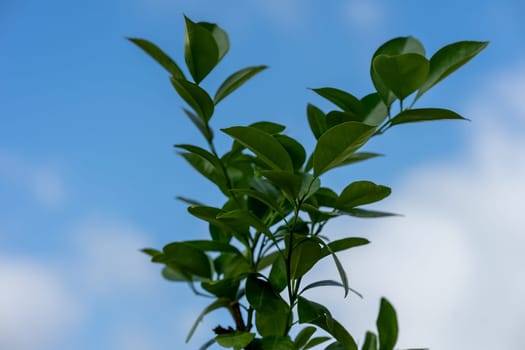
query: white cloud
[
  {"left": 0, "top": 151, "right": 66, "bottom": 209},
  {"left": 0, "top": 257, "right": 81, "bottom": 350},
  {"left": 309, "top": 64, "right": 525, "bottom": 349}
]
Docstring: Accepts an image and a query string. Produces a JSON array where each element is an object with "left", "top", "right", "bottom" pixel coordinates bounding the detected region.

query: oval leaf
[
  {"left": 171, "top": 78, "right": 214, "bottom": 121},
  {"left": 162, "top": 242, "right": 212, "bottom": 279},
  {"left": 377, "top": 298, "right": 398, "bottom": 350},
  {"left": 222, "top": 126, "right": 293, "bottom": 171},
  {"left": 372, "top": 53, "right": 429, "bottom": 100},
  {"left": 127, "top": 38, "right": 185, "bottom": 79},
  {"left": 389, "top": 108, "right": 468, "bottom": 126},
  {"left": 311, "top": 87, "right": 364, "bottom": 116},
  {"left": 214, "top": 65, "right": 268, "bottom": 104},
  {"left": 313, "top": 122, "right": 376, "bottom": 176},
  {"left": 184, "top": 16, "right": 220, "bottom": 84},
  {"left": 216, "top": 332, "right": 255, "bottom": 349},
  {"left": 337, "top": 181, "right": 391, "bottom": 210}
]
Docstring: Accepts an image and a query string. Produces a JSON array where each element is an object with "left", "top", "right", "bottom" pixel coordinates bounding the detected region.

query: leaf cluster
[{"left": 129, "top": 17, "right": 486, "bottom": 350}]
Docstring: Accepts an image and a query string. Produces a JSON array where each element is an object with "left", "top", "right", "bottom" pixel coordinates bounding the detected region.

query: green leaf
[
  {"left": 245, "top": 275, "right": 280, "bottom": 311},
  {"left": 214, "top": 66, "right": 268, "bottom": 104},
  {"left": 371, "top": 36, "right": 426, "bottom": 105},
  {"left": 417, "top": 41, "right": 489, "bottom": 99},
  {"left": 312, "top": 237, "right": 350, "bottom": 297},
  {"left": 274, "top": 134, "right": 307, "bottom": 170},
  {"left": 269, "top": 255, "right": 288, "bottom": 292},
  {"left": 250, "top": 121, "right": 286, "bottom": 134},
  {"left": 184, "top": 240, "right": 241, "bottom": 254},
  {"left": 326, "top": 342, "right": 347, "bottom": 350},
  {"left": 198, "top": 22, "right": 230, "bottom": 61},
  {"left": 179, "top": 152, "right": 225, "bottom": 190},
  {"left": 294, "top": 326, "right": 317, "bottom": 349},
  {"left": 187, "top": 298, "right": 230, "bottom": 342},
  {"left": 336, "top": 181, "right": 391, "bottom": 210},
  {"left": 184, "top": 16, "right": 220, "bottom": 84},
  {"left": 361, "top": 332, "right": 378, "bottom": 350},
  {"left": 257, "top": 251, "right": 281, "bottom": 271},
  {"left": 319, "top": 237, "right": 370, "bottom": 259},
  {"left": 127, "top": 38, "right": 185, "bottom": 79},
  {"left": 182, "top": 108, "right": 213, "bottom": 141},
  {"left": 372, "top": 54, "right": 429, "bottom": 100},
  {"left": 304, "top": 337, "right": 331, "bottom": 349},
  {"left": 175, "top": 144, "right": 221, "bottom": 168},
  {"left": 312, "top": 88, "right": 365, "bottom": 116},
  {"left": 230, "top": 188, "right": 283, "bottom": 215},
  {"left": 290, "top": 238, "right": 322, "bottom": 280},
  {"left": 201, "top": 278, "right": 240, "bottom": 298},
  {"left": 377, "top": 298, "right": 398, "bottom": 350},
  {"left": 326, "top": 111, "right": 362, "bottom": 129},
  {"left": 259, "top": 336, "right": 295, "bottom": 350},
  {"left": 300, "top": 280, "right": 344, "bottom": 294},
  {"left": 216, "top": 332, "right": 255, "bottom": 349},
  {"left": 361, "top": 93, "right": 388, "bottom": 126},
  {"left": 171, "top": 78, "right": 214, "bottom": 121},
  {"left": 307, "top": 104, "right": 328, "bottom": 139},
  {"left": 141, "top": 248, "right": 161, "bottom": 257},
  {"left": 161, "top": 266, "right": 190, "bottom": 281},
  {"left": 341, "top": 208, "right": 399, "bottom": 218},
  {"left": 262, "top": 171, "right": 319, "bottom": 204},
  {"left": 162, "top": 242, "right": 212, "bottom": 279},
  {"left": 336, "top": 152, "right": 383, "bottom": 169},
  {"left": 313, "top": 122, "right": 376, "bottom": 176},
  {"left": 222, "top": 126, "right": 293, "bottom": 171},
  {"left": 389, "top": 108, "right": 468, "bottom": 126}
]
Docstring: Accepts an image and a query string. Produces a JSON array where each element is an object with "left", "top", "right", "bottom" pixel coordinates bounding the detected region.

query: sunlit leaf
[{"left": 214, "top": 65, "right": 268, "bottom": 104}]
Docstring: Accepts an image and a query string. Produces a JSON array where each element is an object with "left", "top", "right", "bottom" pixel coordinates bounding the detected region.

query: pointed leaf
[
  {"left": 162, "top": 242, "right": 212, "bottom": 279},
  {"left": 290, "top": 238, "right": 322, "bottom": 280},
  {"left": 341, "top": 208, "right": 400, "bottom": 218},
  {"left": 184, "top": 16, "right": 220, "bottom": 83},
  {"left": 294, "top": 326, "right": 317, "bottom": 349},
  {"left": 304, "top": 337, "right": 331, "bottom": 349},
  {"left": 372, "top": 53, "right": 429, "bottom": 100},
  {"left": 216, "top": 332, "right": 255, "bottom": 349},
  {"left": 361, "top": 332, "right": 378, "bottom": 350},
  {"left": 337, "top": 152, "right": 383, "bottom": 168},
  {"left": 269, "top": 254, "right": 288, "bottom": 292},
  {"left": 312, "top": 87, "right": 365, "bottom": 116},
  {"left": 361, "top": 93, "right": 388, "bottom": 126},
  {"left": 171, "top": 78, "right": 214, "bottom": 121},
  {"left": 259, "top": 336, "right": 295, "bottom": 350},
  {"left": 417, "top": 41, "right": 489, "bottom": 99},
  {"left": 389, "top": 108, "right": 468, "bottom": 126},
  {"left": 198, "top": 22, "right": 230, "bottom": 61},
  {"left": 377, "top": 298, "right": 398, "bottom": 350},
  {"left": 127, "top": 38, "right": 185, "bottom": 79},
  {"left": 214, "top": 65, "right": 268, "bottom": 104},
  {"left": 182, "top": 108, "right": 213, "bottom": 141},
  {"left": 307, "top": 104, "right": 328, "bottom": 139},
  {"left": 222, "top": 126, "right": 293, "bottom": 171},
  {"left": 371, "top": 36, "right": 426, "bottom": 105},
  {"left": 274, "top": 134, "right": 307, "bottom": 170},
  {"left": 337, "top": 181, "right": 391, "bottom": 210},
  {"left": 313, "top": 122, "right": 376, "bottom": 176},
  {"left": 326, "top": 111, "right": 362, "bottom": 129},
  {"left": 250, "top": 121, "right": 286, "bottom": 134},
  {"left": 320, "top": 237, "right": 370, "bottom": 259},
  {"left": 187, "top": 298, "right": 230, "bottom": 342},
  {"left": 300, "top": 280, "right": 344, "bottom": 294}
]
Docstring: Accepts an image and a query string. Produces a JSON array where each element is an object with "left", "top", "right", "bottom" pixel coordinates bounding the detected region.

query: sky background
[{"left": 1, "top": 0, "right": 525, "bottom": 349}]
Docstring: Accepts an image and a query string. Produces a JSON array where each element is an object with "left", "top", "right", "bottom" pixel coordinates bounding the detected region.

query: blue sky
[{"left": 1, "top": 1, "right": 525, "bottom": 349}]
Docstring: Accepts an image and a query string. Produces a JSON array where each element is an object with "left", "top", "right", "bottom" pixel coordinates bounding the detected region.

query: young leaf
[
  {"left": 336, "top": 181, "right": 392, "bottom": 210},
  {"left": 215, "top": 331, "right": 255, "bottom": 349},
  {"left": 294, "top": 326, "right": 317, "bottom": 349},
  {"left": 187, "top": 298, "right": 231, "bottom": 342},
  {"left": 377, "top": 298, "right": 398, "bottom": 350},
  {"left": 371, "top": 36, "right": 426, "bottom": 105},
  {"left": 307, "top": 104, "right": 328, "bottom": 139},
  {"left": 389, "top": 108, "right": 468, "bottom": 126},
  {"left": 311, "top": 87, "right": 365, "bottom": 116},
  {"left": 361, "top": 332, "right": 378, "bottom": 350},
  {"left": 127, "top": 38, "right": 186, "bottom": 79},
  {"left": 222, "top": 126, "right": 293, "bottom": 171},
  {"left": 313, "top": 121, "right": 376, "bottom": 176},
  {"left": 372, "top": 53, "right": 429, "bottom": 101},
  {"left": 184, "top": 16, "right": 220, "bottom": 84},
  {"left": 214, "top": 65, "right": 268, "bottom": 104},
  {"left": 171, "top": 78, "right": 214, "bottom": 121},
  {"left": 416, "top": 41, "right": 489, "bottom": 99}
]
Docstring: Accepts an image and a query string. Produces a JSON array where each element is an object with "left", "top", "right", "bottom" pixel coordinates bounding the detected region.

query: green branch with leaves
[{"left": 129, "top": 15, "right": 487, "bottom": 350}]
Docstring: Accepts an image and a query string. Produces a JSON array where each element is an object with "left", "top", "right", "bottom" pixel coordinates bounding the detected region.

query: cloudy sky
[{"left": 1, "top": 1, "right": 525, "bottom": 349}]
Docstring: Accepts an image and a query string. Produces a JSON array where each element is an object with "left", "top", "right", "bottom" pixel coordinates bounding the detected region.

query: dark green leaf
[
  {"left": 182, "top": 108, "right": 213, "bottom": 141},
  {"left": 372, "top": 54, "right": 429, "bottom": 100},
  {"left": 361, "top": 93, "right": 388, "bottom": 126},
  {"left": 361, "top": 332, "right": 378, "bottom": 350},
  {"left": 216, "top": 332, "right": 255, "bottom": 349},
  {"left": 257, "top": 251, "right": 281, "bottom": 271},
  {"left": 127, "top": 38, "right": 185, "bottom": 79},
  {"left": 312, "top": 87, "right": 365, "bottom": 116},
  {"left": 222, "top": 126, "right": 293, "bottom": 171},
  {"left": 187, "top": 298, "right": 230, "bottom": 342},
  {"left": 269, "top": 255, "right": 288, "bottom": 292},
  {"left": 336, "top": 181, "right": 391, "bottom": 210},
  {"left": 171, "top": 78, "right": 214, "bottom": 121},
  {"left": 336, "top": 152, "right": 383, "bottom": 169},
  {"left": 325, "top": 342, "right": 347, "bottom": 350},
  {"left": 313, "top": 122, "right": 376, "bottom": 176},
  {"left": 300, "top": 280, "right": 344, "bottom": 294},
  {"left": 259, "top": 336, "right": 295, "bottom": 350},
  {"left": 230, "top": 188, "right": 283, "bottom": 215},
  {"left": 262, "top": 171, "right": 319, "bottom": 204},
  {"left": 341, "top": 208, "right": 399, "bottom": 218},
  {"left": 250, "top": 121, "right": 286, "bottom": 134},
  {"left": 377, "top": 298, "right": 398, "bottom": 350},
  {"left": 176, "top": 196, "right": 205, "bottom": 207},
  {"left": 389, "top": 108, "right": 468, "bottom": 126},
  {"left": 162, "top": 242, "right": 212, "bottom": 279},
  {"left": 371, "top": 36, "right": 426, "bottom": 105},
  {"left": 307, "top": 104, "right": 328, "bottom": 139},
  {"left": 320, "top": 237, "right": 370, "bottom": 259},
  {"left": 179, "top": 152, "right": 225, "bottom": 190},
  {"left": 294, "top": 326, "right": 317, "bottom": 349},
  {"left": 304, "top": 337, "right": 331, "bottom": 349},
  {"left": 201, "top": 278, "right": 240, "bottom": 298},
  {"left": 245, "top": 275, "right": 280, "bottom": 311},
  {"left": 214, "top": 66, "right": 268, "bottom": 104},
  {"left": 175, "top": 240, "right": 240, "bottom": 254},
  {"left": 417, "top": 41, "right": 489, "bottom": 99},
  {"left": 184, "top": 16, "right": 220, "bottom": 84},
  {"left": 141, "top": 248, "right": 161, "bottom": 257},
  {"left": 199, "top": 338, "right": 216, "bottom": 350},
  {"left": 290, "top": 238, "right": 322, "bottom": 280},
  {"left": 274, "top": 134, "right": 307, "bottom": 170},
  {"left": 326, "top": 111, "right": 362, "bottom": 129},
  {"left": 198, "top": 22, "right": 230, "bottom": 61},
  {"left": 161, "top": 266, "right": 190, "bottom": 281}
]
